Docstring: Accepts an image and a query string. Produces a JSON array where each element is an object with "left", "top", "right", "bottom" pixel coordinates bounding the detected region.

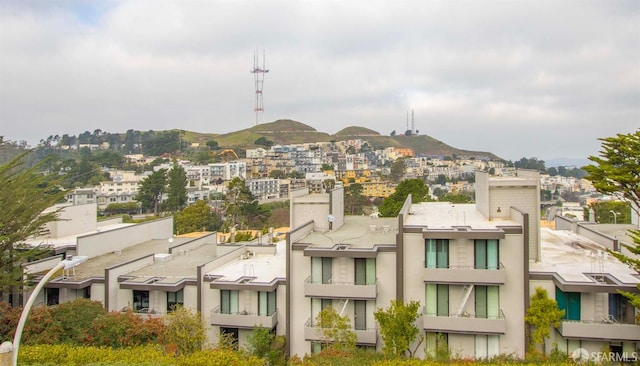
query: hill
[{"left": 183, "top": 119, "right": 500, "bottom": 160}]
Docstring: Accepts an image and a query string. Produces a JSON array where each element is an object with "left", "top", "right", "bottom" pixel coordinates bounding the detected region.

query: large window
[
  {"left": 475, "top": 335, "right": 499, "bottom": 358},
  {"left": 354, "top": 258, "right": 376, "bottom": 285},
  {"left": 221, "top": 290, "right": 239, "bottom": 314},
  {"left": 425, "top": 239, "right": 449, "bottom": 268},
  {"left": 556, "top": 287, "right": 580, "bottom": 321},
  {"left": 475, "top": 239, "right": 499, "bottom": 269},
  {"left": 133, "top": 290, "right": 149, "bottom": 312},
  {"left": 475, "top": 286, "right": 500, "bottom": 318},
  {"left": 258, "top": 290, "right": 276, "bottom": 316},
  {"left": 425, "top": 332, "right": 448, "bottom": 358},
  {"left": 425, "top": 284, "right": 449, "bottom": 316},
  {"left": 311, "top": 257, "right": 333, "bottom": 284},
  {"left": 167, "top": 289, "right": 184, "bottom": 312}
]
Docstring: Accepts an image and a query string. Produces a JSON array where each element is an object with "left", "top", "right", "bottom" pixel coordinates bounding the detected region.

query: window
[
  {"left": 259, "top": 291, "right": 276, "bottom": 316},
  {"left": 475, "top": 286, "right": 500, "bottom": 318},
  {"left": 354, "top": 258, "right": 376, "bottom": 285},
  {"left": 220, "top": 327, "right": 238, "bottom": 350},
  {"left": 475, "top": 239, "right": 499, "bottom": 269},
  {"left": 221, "top": 290, "right": 239, "bottom": 314},
  {"left": 425, "top": 239, "right": 449, "bottom": 268},
  {"left": 475, "top": 335, "right": 499, "bottom": 358},
  {"left": 133, "top": 290, "right": 149, "bottom": 312},
  {"left": 45, "top": 288, "right": 59, "bottom": 306},
  {"left": 425, "top": 332, "right": 448, "bottom": 358},
  {"left": 167, "top": 289, "right": 184, "bottom": 312},
  {"left": 556, "top": 287, "right": 580, "bottom": 320},
  {"left": 311, "top": 257, "right": 332, "bottom": 284},
  {"left": 425, "top": 284, "right": 449, "bottom": 316},
  {"left": 354, "top": 300, "right": 366, "bottom": 330}
]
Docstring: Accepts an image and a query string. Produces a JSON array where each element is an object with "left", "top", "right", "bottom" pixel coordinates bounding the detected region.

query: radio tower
[{"left": 251, "top": 50, "right": 269, "bottom": 126}]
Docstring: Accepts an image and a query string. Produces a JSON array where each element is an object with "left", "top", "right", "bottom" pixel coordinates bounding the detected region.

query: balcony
[
  {"left": 423, "top": 264, "right": 505, "bottom": 285},
  {"left": 210, "top": 306, "right": 278, "bottom": 329},
  {"left": 558, "top": 319, "right": 640, "bottom": 341},
  {"left": 304, "top": 318, "right": 377, "bottom": 345},
  {"left": 422, "top": 310, "right": 506, "bottom": 334},
  {"left": 304, "top": 277, "right": 377, "bottom": 299}
]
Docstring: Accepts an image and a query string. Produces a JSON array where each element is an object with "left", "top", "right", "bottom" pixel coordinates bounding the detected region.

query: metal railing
[
  {"left": 210, "top": 305, "right": 277, "bottom": 317},
  {"left": 304, "top": 276, "right": 377, "bottom": 286},
  {"left": 424, "top": 308, "right": 505, "bottom": 320}
]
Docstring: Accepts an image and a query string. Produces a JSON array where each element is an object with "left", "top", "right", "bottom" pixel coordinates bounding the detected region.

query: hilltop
[{"left": 185, "top": 119, "right": 500, "bottom": 160}]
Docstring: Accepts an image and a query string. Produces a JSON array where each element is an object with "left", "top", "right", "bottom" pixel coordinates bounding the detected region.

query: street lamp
[
  {"left": 12, "top": 255, "right": 88, "bottom": 366},
  {"left": 609, "top": 210, "right": 619, "bottom": 224}
]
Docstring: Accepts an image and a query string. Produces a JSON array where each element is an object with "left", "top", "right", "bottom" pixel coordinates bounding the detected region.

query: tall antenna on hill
[{"left": 251, "top": 50, "right": 269, "bottom": 126}]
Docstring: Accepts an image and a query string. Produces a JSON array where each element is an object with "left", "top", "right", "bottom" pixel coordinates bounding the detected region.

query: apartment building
[
  {"left": 529, "top": 227, "right": 640, "bottom": 360},
  {"left": 287, "top": 188, "right": 398, "bottom": 356},
  {"left": 286, "top": 171, "right": 538, "bottom": 358},
  {"left": 21, "top": 170, "right": 639, "bottom": 360}
]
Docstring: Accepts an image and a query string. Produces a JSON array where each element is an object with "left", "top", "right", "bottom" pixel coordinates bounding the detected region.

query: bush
[{"left": 89, "top": 310, "right": 165, "bottom": 348}]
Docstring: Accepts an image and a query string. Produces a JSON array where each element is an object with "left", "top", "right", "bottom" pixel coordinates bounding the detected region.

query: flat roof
[
  {"left": 58, "top": 237, "right": 193, "bottom": 280},
  {"left": 126, "top": 243, "right": 238, "bottom": 280},
  {"left": 531, "top": 228, "right": 639, "bottom": 285},
  {"left": 404, "top": 202, "right": 518, "bottom": 229},
  {"left": 23, "top": 223, "right": 134, "bottom": 249},
  {"left": 206, "top": 241, "right": 286, "bottom": 283},
  {"left": 301, "top": 215, "right": 398, "bottom": 248}
]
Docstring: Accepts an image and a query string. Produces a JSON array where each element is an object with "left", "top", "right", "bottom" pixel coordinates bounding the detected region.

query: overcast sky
[{"left": 1, "top": 0, "right": 638, "bottom": 162}]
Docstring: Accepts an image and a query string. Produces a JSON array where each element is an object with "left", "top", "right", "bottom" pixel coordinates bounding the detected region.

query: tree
[
  {"left": 315, "top": 306, "right": 356, "bottom": 350},
  {"left": 245, "top": 327, "right": 286, "bottom": 365},
  {"left": 585, "top": 201, "right": 631, "bottom": 224},
  {"left": 374, "top": 300, "right": 423, "bottom": 358},
  {"left": 163, "top": 305, "right": 206, "bottom": 355},
  {"left": 206, "top": 140, "right": 219, "bottom": 150},
  {"left": 52, "top": 299, "right": 107, "bottom": 345},
  {"left": 143, "top": 131, "right": 180, "bottom": 156},
  {"left": 321, "top": 163, "right": 334, "bottom": 171},
  {"left": 583, "top": 130, "right": 640, "bottom": 309},
  {"left": 0, "top": 152, "right": 67, "bottom": 304},
  {"left": 525, "top": 287, "right": 564, "bottom": 352},
  {"left": 344, "top": 183, "right": 366, "bottom": 215},
  {"left": 438, "top": 193, "right": 471, "bottom": 204},
  {"left": 254, "top": 137, "right": 273, "bottom": 148},
  {"left": 268, "top": 169, "right": 286, "bottom": 179},
  {"left": 165, "top": 164, "right": 188, "bottom": 212},
  {"left": 378, "top": 179, "right": 430, "bottom": 217},
  {"left": 224, "top": 177, "right": 256, "bottom": 229},
  {"left": 135, "top": 169, "right": 167, "bottom": 214},
  {"left": 389, "top": 158, "right": 407, "bottom": 183},
  {"left": 174, "top": 200, "right": 217, "bottom": 234}
]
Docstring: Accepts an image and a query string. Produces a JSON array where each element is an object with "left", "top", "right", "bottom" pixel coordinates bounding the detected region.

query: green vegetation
[
  {"left": 174, "top": 200, "right": 219, "bottom": 234},
  {"left": 315, "top": 306, "right": 357, "bottom": 351},
  {"left": 379, "top": 179, "right": 430, "bottom": 217},
  {"left": 165, "top": 163, "right": 188, "bottom": 212},
  {"left": 374, "top": 300, "right": 423, "bottom": 358},
  {"left": 135, "top": 169, "right": 167, "bottom": 214},
  {"left": 584, "top": 130, "right": 640, "bottom": 311},
  {"left": 163, "top": 306, "right": 206, "bottom": 355},
  {"left": 0, "top": 152, "right": 67, "bottom": 305},
  {"left": 525, "top": 287, "right": 564, "bottom": 352}
]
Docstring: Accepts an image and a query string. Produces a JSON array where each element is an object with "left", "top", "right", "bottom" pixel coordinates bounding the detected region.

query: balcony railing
[
  {"left": 558, "top": 319, "right": 640, "bottom": 341},
  {"left": 422, "top": 309, "right": 506, "bottom": 334},
  {"left": 304, "top": 318, "right": 377, "bottom": 345},
  {"left": 423, "top": 263, "right": 506, "bottom": 285},
  {"left": 210, "top": 305, "right": 278, "bottom": 329},
  {"left": 304, "top": 276, "right": 377, "bottom": 299}
]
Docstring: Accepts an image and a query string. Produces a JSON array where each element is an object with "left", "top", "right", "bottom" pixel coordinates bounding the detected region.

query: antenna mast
[{"left": 251, "top": 50, "right": 269, "bottom": 126}]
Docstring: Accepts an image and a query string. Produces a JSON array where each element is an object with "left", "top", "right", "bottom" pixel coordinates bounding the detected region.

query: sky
[{"left": 0, "top": 0, "right": 638, "bottom": 162}]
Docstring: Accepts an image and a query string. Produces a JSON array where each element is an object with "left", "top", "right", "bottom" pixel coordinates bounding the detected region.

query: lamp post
[
  {"left": 609, "top": 210, "right": 619, "bottom": 224},
  {"left": 12, "top": 255, "right": 88, "bottom": 366}
]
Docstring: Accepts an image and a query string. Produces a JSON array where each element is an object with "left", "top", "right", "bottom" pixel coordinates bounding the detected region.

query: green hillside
[{"left": 183, "top": 119, "right": 499, "bottom": 159}]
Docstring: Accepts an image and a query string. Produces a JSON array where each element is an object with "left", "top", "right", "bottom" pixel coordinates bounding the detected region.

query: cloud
[{"left": 0, "top": 0, "right": 638, "bottom": 160}]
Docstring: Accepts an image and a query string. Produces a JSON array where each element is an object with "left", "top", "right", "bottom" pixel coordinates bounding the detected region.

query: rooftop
[
  {"left": 531, "top": 227, "right": 639, "bottom": 285},
  {"left": 23, "top": 222, "right": 134, "bottom": 249},
  {"left": 206, "top": 241, "right": 286, "bottom": 283},
  {"left": 404, "top": 202, "right": 518, "bottom": 229},
  {"left": 301, "top": 215, "right": 397, "bottom": 248}
]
